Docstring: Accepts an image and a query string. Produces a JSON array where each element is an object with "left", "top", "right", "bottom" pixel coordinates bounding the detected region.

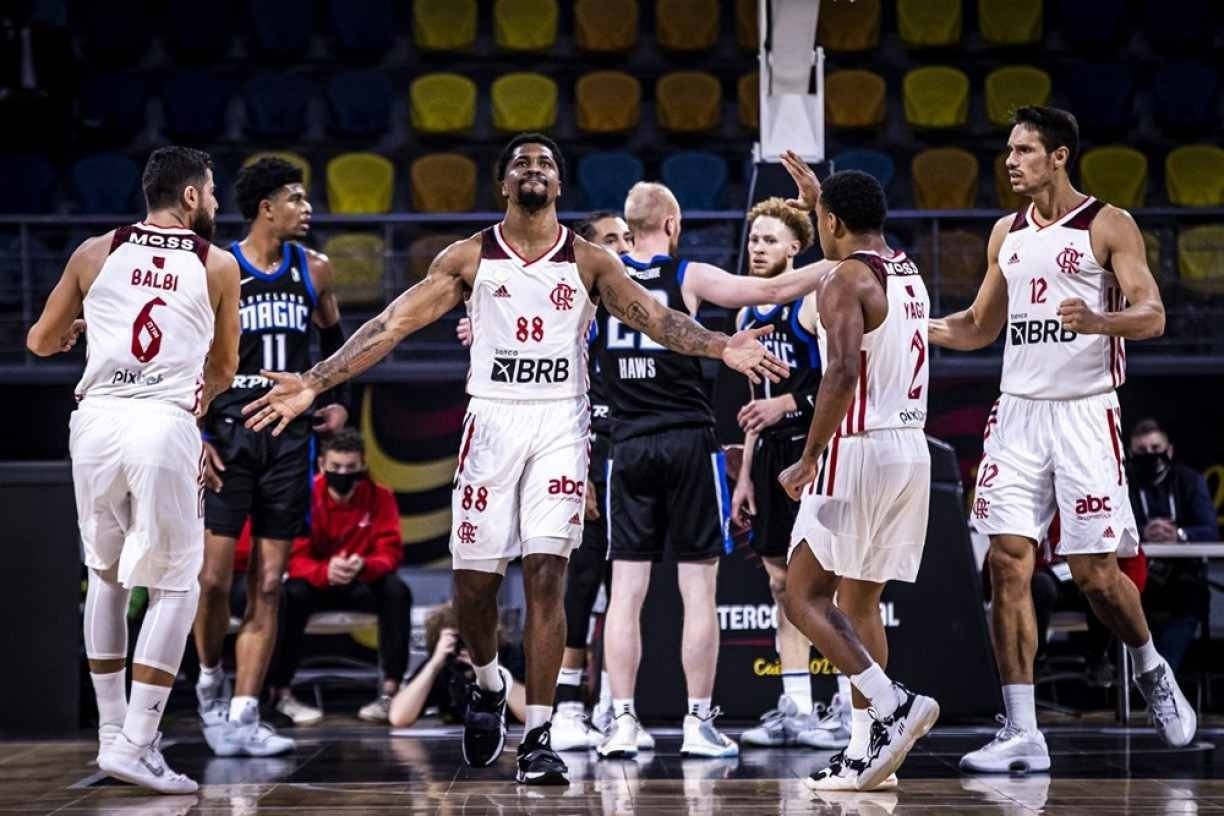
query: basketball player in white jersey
[
  {"left": 775, "top": 159, "right": 940, "bottom": 792},
  {"left": 929, "top": 106, "right": 1195, "bottom": 773},
  {"left": 26, "top": 147, "right": 240, "bottom": 793},
  {"left": 241, "top": 133, "right": 789, "bottom": 785}
]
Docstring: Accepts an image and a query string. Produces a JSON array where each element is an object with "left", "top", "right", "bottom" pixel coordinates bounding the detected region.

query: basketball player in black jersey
[{"left": 194, "top": 158, "right": 350, "bottom": 756}]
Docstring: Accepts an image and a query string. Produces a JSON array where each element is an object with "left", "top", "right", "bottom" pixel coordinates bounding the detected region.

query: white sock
[
  {"left": 1128, "top": 637, "right": 1163, "bottom": 675},
  {"left": 850, "top": 662, "right": 899, "bottom": 718},
  {"left": 474, "top": 659, "right": 504, "bottom": 693},
  {"left": 836, "top": 673, "right": 852, "bottom": 701},
  {"left": 598, "top": 671, "right": 612, "bottom": 709},
  {"left": 198, "top": 663, "right": 224, "bottom": 689},
  {"left": 1002, "top": 684, "right": 1037, "bottom": 733},
  {"left": 846, "top": 707, "right": 872, "bottom": 759},
  {"left": 91, "top": 670, "right": 127, "bottom": 728},
  {"left": 688, "top": 697, "right": 711, "bottom": 718},
  {"left": 526, "top": 704, "right": 551, "bottom": 732},
  {"left": 123, "top": 682, "right": 171, "bottom": 747},
  {"left": 782, "top": 672, "right": 813, "bottom": 715},
  {"left": 229, "top": 695, "right": 258, "bottom": 723},
  {"left": 556, "top": 666, "right": 582, "bottom": 687},
  {"left": 613, "top": 698, "right": 636, "bottom": 718}
]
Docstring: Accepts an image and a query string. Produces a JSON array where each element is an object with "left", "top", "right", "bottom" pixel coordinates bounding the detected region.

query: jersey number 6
[{"left": 130, "top": 297, "right": 166, "bottom": 363}]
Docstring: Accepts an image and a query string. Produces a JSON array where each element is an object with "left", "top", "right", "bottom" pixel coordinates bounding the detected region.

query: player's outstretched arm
[
  {"left": 928, "top": 215, "right": 1010, "bottom": 351},
  {"left": 1058, "top": 206, "right": 1164, "bottom": 340},
  {"left": 244, "top": 237, "right": 474, "bottom": 434},
  {"left": 199, "top": 250, "right": 241, "bottom": 415},
  {"left": 681, "top": 259, "right": 838, "bottom": 312},
  {"left": 26, "top": 234, "right": 106, "bottom": 356}
]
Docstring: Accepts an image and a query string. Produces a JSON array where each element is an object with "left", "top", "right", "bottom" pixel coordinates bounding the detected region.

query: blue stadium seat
[
  {"left": 164, "top": 0, "right": 238, "bottom": 61},
  {"left": 80, "top": 72, "right": 149, "bottom": 143},
  {"left": 250, "top": 0, "right": 314, "bottom": 59},
  {"left": 0, "top": 154, "right": 56, "bottom": 214},
  {"left": 1057, "top": 0, "right": 1125, "bottom": 50},
  {"left": 661, "top": 152, "right": 728, "bottom": 209},
  {"left": 1063, "top": 63, "right": 1132, "bottom": 133},
  {"left": 328, "top": 71, "right": 393, "bottom": 138},
  {"left": 1142, "top": 0, "right": 1209, "bottom": 53},
  {"left": 71, "top": 0, "right": 152, "bottom": 67},
  {"left": 244, "top": 74, "right": 314, "bottom": 140},
  {"left": 577, "top": 152, "right": 643, "bottom": 210},
  {"left": 329, "top": 0, "right": 394, "bottom": 58},
  {"left": 1153, "top": 61, "right": 1220, "bottom": 135},
  {"left": 71, "top": 153, "right": 140, "bottom": 214},
  {"left": 163, "top": 72, "right": 236, "bottom": 141},
  {"left": 831, "top": 149, "right": 895, "bottom": 191}
]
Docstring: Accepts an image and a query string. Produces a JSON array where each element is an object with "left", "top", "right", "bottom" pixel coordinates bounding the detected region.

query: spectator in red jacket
[{"left": 267, "top": 429, "right": 411, "bottom": 725}]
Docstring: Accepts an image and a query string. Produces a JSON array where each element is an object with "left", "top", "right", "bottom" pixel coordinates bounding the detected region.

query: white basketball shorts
[
  {"left": 789, "top": 428, "right": 930, "bottom": 584},
  {"left": 450, "top": 396, "right": 590, "bottom": 574},
  {"left": 69, "top": 396, "right": 205, "bottom": 591},
  {"left": 971, "top": 391, "right": 1139, "bottom": 556}
]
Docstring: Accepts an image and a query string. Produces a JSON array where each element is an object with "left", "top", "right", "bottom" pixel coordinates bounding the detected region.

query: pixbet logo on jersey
[
  {"left": 491, "top": 356, "right": 570, "bottom": 383},
  {"left": 1074, "top": 494, "right": 1112, "bottom": 518},
  {"left": 547, "top": 476, "right": 584, "bottom": 499},
  {"left": 550, "top": 282, "right": 575, "bottom": 311}
]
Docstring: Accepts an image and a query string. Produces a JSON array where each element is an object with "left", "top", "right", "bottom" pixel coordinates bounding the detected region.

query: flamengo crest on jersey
[
  {"left": 814, "top": 250, "right": 930, "bottom": 435},
  {"left": 74, "top": 223, "right": 215, "bottom": 414},
  {"left": 999, "top": 197, "right": 1126, "bottom": 400},
  {"left": 466, "top": 225, "right": 596, "bottom": 400}
]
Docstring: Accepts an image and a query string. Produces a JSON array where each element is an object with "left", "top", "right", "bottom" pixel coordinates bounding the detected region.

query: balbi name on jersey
[
  {"left": 618, "top": 357, "right": 656, "bottom": 379},
  {"left": 131, "top": 268, "right": 179, "bottom": 292},
  {"left": 239, "top": 291, "right": 311, "bottom": 333}
]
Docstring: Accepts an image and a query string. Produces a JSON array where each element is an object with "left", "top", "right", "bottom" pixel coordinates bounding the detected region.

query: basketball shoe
[
  {"left": 805, "top": 751, "right": 898, "bottom": 792},
  {"left": 797, "top": 692, "right": 852, "bottom": 749},
  {"left": 1135, "top": 661, "right": 1197, "bottom": 748},
  {"left": 741, "top": 694, "right": 823, "bottom": 747},
  {"left": 516, "top": 723, "right": 569, "bottom": 785},
  {"left": 856, "top": 684, "right": 939, "bottom": 790},
  {"left": 98, "top": 732, "right": 198, "bottom": 794},
  {"left": 959, "top": 716, "right": 1050, "bottom": 774},
  {"left": 463, "top": 682, "right": 508, "bottom": 767},
  {"left": 680, "top": 708, "right": 739, "bottom": 758}
]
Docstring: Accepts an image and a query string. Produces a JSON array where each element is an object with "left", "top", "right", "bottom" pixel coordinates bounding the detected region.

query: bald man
[{"left": 595, "top": 182, "right": 826, "bottom": 759}]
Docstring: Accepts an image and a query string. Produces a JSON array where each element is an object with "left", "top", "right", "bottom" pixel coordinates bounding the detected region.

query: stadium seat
[
  {"left": 327, "top": 153, "right": 395, "bottom": 214},
  {"left": 409, "top": 233, "right": 465, "bottom": 282},
  {"left": 0, "top": 154, "right": 56, "bottom": 214},
  {"left": 897, "top": 0, "right": 962, "bottom": 48},
  {"left": 244, "top": 74, "right": 313, "bottom": 140},
  {"left": 163, "top": 71, "right": 235, "bottom": 141},
  {"left": 1153, "top": 61, "right": 1219, "bottom": 135},
  {"left": 576, "top": 72, "right": 641, "bottom": 134},
  {"left": 410, "top": 154, "right": 477, "bottom": 213},
  {"left": 164, "top": 2, "right": 237, "bottom": 63},
  {"left": 738, "top": 71, "right": 759, "bottom": 131},
  {"left": 662, "top": 152, "right": 727, "bottom": 210},
  {"left": 72, "top": 153, "right": 140, "bottom": 214},
  {"left": 912, "top": 148, "right": 979, "bottom": 209},
  {"left": 903, "top": 66, "right": 970, "bottom": 129},
  {"left": 984, "top": 66, "right": 1051, "bottom": 128},
  {"left": 243, "top": 151, "right": 312, "bottom": 193},
  {"left": 328, "top": 71, "right": 393, "bottom": 138},
  {"left": 818, "top": 0, "right": 880, "bottom": 51},
  {"left": 825, "top": 70, "right": 887, "bottom": 128},
  {"left": 1165, "top": 146, "right": 1224, "bottom": 207},
  {"left": 993, "top": 153, "right": 1024, "bottom": 210},
  {"left": 1141, "top": 230, "right": 1162, "bottom": 277},
  {"left": 1063, "top": 63, "right": 1132, "bottom": 133},
  {"left": 656, "top": 0, "right": 719, "bottom": 52},
  {"left": 1178, "top": 225, "right": 1224, "bottom": 295},
  {"left": 72, "top": 0, "right": 152, "bottom": 67},
  {"left": 912, "top": 228, "right": 987, "bottom": 300},
  {"left": 578, "top": 152, "right": 644, "bottom": 210},
  {"left": 322, "top": 233, "right": 386, "bottom": 306},
  {"left": 736, "top": 0, "right": 758, "bottom": 51},
  {"left": 329, "top": 0, "right": 394, "bottom": 58},
  {"left": 410, "top": 73, "right": 477, "bottom": 134},
  {"left": 413, "top": 0, "right": 478, "bottom": 51},
  {"left": 575, "top": 0, "right": 638, "bottom": 53},
  {"left": 978, "top": 0, "right": 1042, "bottom": 46},
  {"left": 1079, "top": 146, "right": 1148, "bottom": 209},
  {"left": 250, "top": 0, "right": 314, "bottom": 59},
  {"left": 1058, "top": 0, "right": 1125, "bottom": 50},
  {"left": 495, "top": 0, "right": 558, "bottom": 52},
  {"left": 831, "top": 149, "right": 895, "bottom": 191},
  {"left": 656, "top": 71, "right": 722, "bottom": 133},
  {"left": 491, "top": 73, "right": 558, "bottom": 132},
  {"left": 80, "top": 71, "right": 149, "bottom": 143},
  {"left": 1143, "top": 0, "right": 1209, "bottom": 53}
]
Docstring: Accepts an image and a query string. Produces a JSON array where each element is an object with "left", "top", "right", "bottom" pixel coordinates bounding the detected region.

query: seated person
[
  {"left": 389, "top": 602, "right": 526, "bottom": 729},
  {"left": 266, "top": 428, "right": 412, "bottom": 724}
]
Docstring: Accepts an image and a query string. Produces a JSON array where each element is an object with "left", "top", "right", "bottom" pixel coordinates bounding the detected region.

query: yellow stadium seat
[
  {"left": 491, "top": 72, "right": 557, "bottom": 132},
  {"left": 1178, "top": 225, "right": 1224, "bottom": 295},
  {"left": 575, "top": 0, "right": 638, "bottom": 53},
  {"left": 736, "top": 0, "right": 757, "bottom": 51},
  {"left": 738, "top": 71, "right": 759, "bottom": 131},
  {"left": 576, "top": 71, "right": 642, "bottom": 134},
  {"left": 903, "top": 66, "right": 970, "bottom": 128},
  {"left": 1142, "top": 230, "right": 1161, "bottom": 276},
  {"left": 410, "top": 153, "right": 477, "bottom": 213},
  {"left": 409, "top": 73, "right": 477, "bottom": 134},
  {"left": 1080, "top": 146, "right": 1148, "bottom": 209},
  {"left": 656, "top": 0, "right": 719, "bottom": 52},
  {"left": 326, "top": 152, "right": 394, "bottom": 214},
  {"left": 656, "top": 71, "right": 722, "bottom": 133},
  {"left": 825, "top": 69, "right": 886, "bottom": 128},
  {"left": 413, "top": 0, "right": 477, "bottom": 51},
  {"left": 242, "top": 151, "right": 311, "bottom": 193},
  {"left": 897, "top": 0, "right": 962, "bottom": 47},
  {"left": 494, "top": 0, "right": 558, "bottom": 52},
  {"left": 912, "top": 147, "right": 979, "bottom": 209},
  {"left": 1166, "top": 145, "right": 1224, "bottom": 207},
  {"left": 993, "top": 152, "right": 1025, "bottom": 210},
  {"left": 913, "top": 228, "right": 987, "bottom": 300},
  {"left": 978, "top": 0, "right": 1042, "bottom": 46},
  {"left": 985, "top": 65, "right": 1051, "bottom": 127},
  {"left": 818, "top": 0, "right": 880, "bottom": 52},
  {"left": 322, "top": 233, "right": 385, "bottom": 307},
  {"left": 409, "top": 233, "right": 465, "bottom": 282}
]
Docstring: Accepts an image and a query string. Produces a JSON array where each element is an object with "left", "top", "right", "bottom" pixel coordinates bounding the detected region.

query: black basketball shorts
[{"left": 748, "top": 430, "right": 807, "bottom": 559}]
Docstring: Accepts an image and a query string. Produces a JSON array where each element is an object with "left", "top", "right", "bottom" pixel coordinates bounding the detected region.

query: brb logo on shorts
[
  {"left": 550, "top": 282, "right": 575, "bottom": 311},
  {"left": 491, "top": 356, "right": 570, "bottom": 383},
  {"left": 1056, "top": 246, "right": 1083, "bottom": 275},
  {"left": 973, "top": 496, "right": 991, "bottom": 519},
  {"left": 456, "top": 522, "right": 478, "bottom": 544},
  {"left": 548, "top": 476, "right": 584, "bottom": 499},
  {"left": 1074, "top": 494, "right": 1112, "bottom": 518}
]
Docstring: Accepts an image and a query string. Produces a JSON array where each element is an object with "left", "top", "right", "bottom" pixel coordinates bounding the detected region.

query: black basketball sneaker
[
  {"left": 462, "top": 683, "right": 507, "bottom": 767},
  {"left": 515, "top": 723, "right": 569, "bottom": 785}
]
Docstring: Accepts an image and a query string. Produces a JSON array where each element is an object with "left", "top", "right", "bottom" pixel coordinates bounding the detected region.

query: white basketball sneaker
[
  {"left": 959, "top": 717, "right": 1051, "bottom": 774},
  {"left": 1135, "top": 661, "right": 1197, "bottom": 748},
  {"left": 741, "top": 695, "right": 822, "bottom": 747},
  {"left": 597, "top": 711, "right": 642, "bottom": 759},
  {"left": 805, "top": 751, "right": 897, "bottom": 792},
  {"left": 96, "top": 722, "right": 121, "bottom": 765},
  {"left": 797, "top": 693, "right": 852, "bottom": 749},
  {"left": 856, "top": 684, "right": 939, "bottom": 791},
  {"left": 276, "top": 691, "right": 324, "bottom": 726},
  {"left": 98, "top": 732, "right": 198, "bottom": 794},
  {"left": 680, "top": 708, "right": 739, "bottom": 758},
  {"left": 550, "top": 702, "right": 598, "bottom": 751}
]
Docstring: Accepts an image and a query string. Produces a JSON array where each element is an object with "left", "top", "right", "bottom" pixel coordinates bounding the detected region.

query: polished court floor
[{"left": 1, "top": 721, "right": 1220, "bottom": 814}]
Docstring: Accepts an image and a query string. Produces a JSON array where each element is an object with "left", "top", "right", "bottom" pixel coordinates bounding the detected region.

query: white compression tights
[
  {"left": 83, "top": 565, "right": 129, "bottom": 662},
  {"left": 133, "top": 583, "right": 201, "bottom": 676}
]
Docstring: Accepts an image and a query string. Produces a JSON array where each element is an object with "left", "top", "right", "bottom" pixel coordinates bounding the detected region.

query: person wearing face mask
[
  {"left": 1127, "top": 418, "right": 1219, "bottom": 671},
  {"left": 266, "top": 428, "right": 411, "bottom": 724}
]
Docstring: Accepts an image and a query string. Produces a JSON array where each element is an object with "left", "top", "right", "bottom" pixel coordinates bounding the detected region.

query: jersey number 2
[
  {"left": 907, "top": 330, "right": 927, "bottom": 399},
  {"left": 130, "top": 297, "right": 166, "bottom": 363}
]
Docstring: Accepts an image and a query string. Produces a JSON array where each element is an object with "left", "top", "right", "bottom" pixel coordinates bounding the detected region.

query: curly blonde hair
[{"left": 746, "top": 197, "right": 815, "bottom": 252}]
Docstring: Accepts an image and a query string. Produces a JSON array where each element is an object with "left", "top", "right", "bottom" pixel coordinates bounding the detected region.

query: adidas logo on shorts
[
  {"left": 568, "top": 513, "right": 581, "bottom": 525},
  {"left": 493, "top": 285, "right": 511, "bottom": 298},
  {"left": 1103, "top": 526, "right": 1115, "bottom": 538}
]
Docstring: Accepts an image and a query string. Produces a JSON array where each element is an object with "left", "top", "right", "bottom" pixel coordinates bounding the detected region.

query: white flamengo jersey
[
  {"left": 466, "top": 224, "right": 596, "bottom": 400},
  {"left": 74, "top": 223, "right": 215, "bottom": 414},
  {"left": 999, "top": 197, "right": 1126, "bottom": 400},
  {"left": 815, "top": 250, "right": 930, "bottom": 435}
]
